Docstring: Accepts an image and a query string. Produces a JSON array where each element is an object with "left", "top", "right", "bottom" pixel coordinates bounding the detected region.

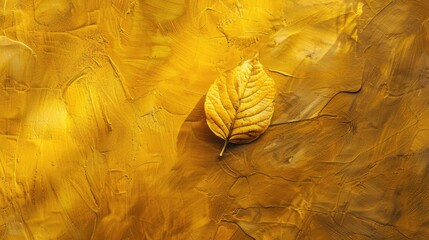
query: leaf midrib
[{"left": 226, "top": 61, "right": 256, "bottom": 142}]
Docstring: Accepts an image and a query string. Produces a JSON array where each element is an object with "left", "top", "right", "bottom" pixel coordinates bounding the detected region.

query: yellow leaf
[{"left": 204, "top": 55, "right": 276, "bottom": 156}]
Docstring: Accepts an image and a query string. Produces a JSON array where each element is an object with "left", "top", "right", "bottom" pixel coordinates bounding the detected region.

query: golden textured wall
[{"left": 1, "top": 0, "right": 429, "bottom": 239}]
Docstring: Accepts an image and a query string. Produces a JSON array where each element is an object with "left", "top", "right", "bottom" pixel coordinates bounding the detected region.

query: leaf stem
[{"left": 219, "top": 140, "right": 228, "bottom": 157}]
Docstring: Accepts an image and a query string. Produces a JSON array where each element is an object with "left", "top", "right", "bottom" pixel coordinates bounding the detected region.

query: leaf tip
[{"left": 252, "top": 52, "right": 260, "bottom": 61}]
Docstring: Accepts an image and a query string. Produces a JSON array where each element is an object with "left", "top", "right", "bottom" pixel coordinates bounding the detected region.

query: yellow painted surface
[{"left": 1, "top": 0, "right": 429, "bottom": 239}]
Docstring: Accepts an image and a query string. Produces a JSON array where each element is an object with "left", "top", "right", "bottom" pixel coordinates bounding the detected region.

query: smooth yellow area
[{"left": 1, "top": 0, "right": 429, "bottom": 239}]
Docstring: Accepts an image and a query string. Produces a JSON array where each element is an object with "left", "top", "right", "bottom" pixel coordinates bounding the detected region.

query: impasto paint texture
[{"left": 1, "top": 0, "right": 429, "bottom": 239}]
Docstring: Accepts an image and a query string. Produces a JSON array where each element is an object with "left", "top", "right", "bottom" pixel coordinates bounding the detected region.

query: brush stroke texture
[{"left": 0, "top": 0, "right": 428, "bottom": 239}]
